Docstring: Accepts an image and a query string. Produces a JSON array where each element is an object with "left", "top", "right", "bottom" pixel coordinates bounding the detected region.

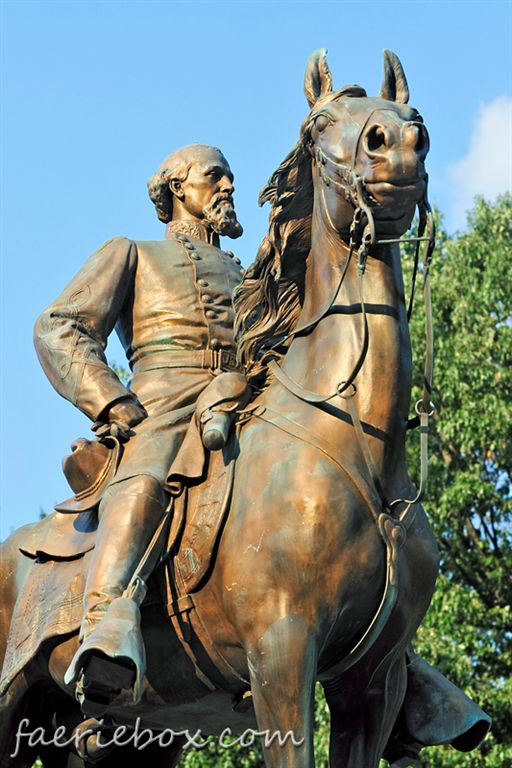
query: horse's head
[
  {"left": 302, "top": 49, "right": 430, "bottom": 239},
  {"left": 235, "top": 50, "right": 432, "bottom": 376}
]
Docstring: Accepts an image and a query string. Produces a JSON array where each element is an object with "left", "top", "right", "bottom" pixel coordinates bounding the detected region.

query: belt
[{"left": 131, "top": 348, "right": 239, "bottom": 374}]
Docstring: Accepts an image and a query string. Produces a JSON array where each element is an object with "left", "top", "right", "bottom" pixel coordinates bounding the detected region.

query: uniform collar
[{"left": 165, "top": 220, "right": 212, "bottom": 243}]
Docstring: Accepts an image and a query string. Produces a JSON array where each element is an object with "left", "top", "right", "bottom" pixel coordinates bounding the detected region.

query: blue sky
[{"left": 1, "top": 0, "right": 511, "bottom": 537}]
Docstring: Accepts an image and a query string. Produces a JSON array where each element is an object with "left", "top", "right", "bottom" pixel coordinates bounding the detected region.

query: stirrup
[{"left": 65, "top": 596, "right": 146, "bottom": 714}]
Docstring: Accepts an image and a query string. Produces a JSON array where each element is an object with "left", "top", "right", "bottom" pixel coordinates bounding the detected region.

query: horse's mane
[
  {"left": 234, "top": 86, "right": 366, "bottom": 387},
  {"left": 233, "top": 137, "right": 313, "bottom": 386}
]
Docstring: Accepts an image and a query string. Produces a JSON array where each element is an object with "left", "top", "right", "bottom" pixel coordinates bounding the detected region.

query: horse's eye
[{"left": 314, "top": 114, "right": 331, "bottom": 133}]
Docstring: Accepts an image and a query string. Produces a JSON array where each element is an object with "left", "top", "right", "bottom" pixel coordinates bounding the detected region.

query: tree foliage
[{"left": 408, "top": 195, "right": 512, "bottom": 766}]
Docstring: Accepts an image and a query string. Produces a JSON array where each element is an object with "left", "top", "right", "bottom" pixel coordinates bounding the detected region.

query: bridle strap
[
  {"left": 268, "top": 173, "right": 436, "bottom": 515},
  {"left": 268, "top": 255, "right": 370, "bottom": 404},
  {"left": 267, "top": 113, "right": 437, "bottom": 511},
  {"left": 388, "top": 204, "right": 436, "bottom": 518}
]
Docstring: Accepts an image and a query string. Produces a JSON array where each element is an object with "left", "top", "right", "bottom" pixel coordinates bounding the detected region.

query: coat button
[
  {"left": 225, "top": 250, "right": 234, "bottom": 258},
  {"left": 232, "top": 256, "right": 241, "bottom": 265},
  {"left": 197, "top": 279, "right": 209, "bottom": 287},
  {"left": 191, "top": 254, "right": 201, "bottom": 260},
  {"left": 201, "top": 294, "right": 213, "bottom": 303},
  {"left": 205, "top": 309, "right": 217, "bottom": 319},
  {"left": 210, "top": 338, "right": 221, "bottom": 350}
]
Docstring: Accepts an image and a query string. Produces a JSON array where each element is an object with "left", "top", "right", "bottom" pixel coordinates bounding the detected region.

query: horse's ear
[
  {"left": 304, "top": 49, "right": 333, "bottom": 108},
  {"left": 380, "top": 49, "right": 409, "bottom": 104}
]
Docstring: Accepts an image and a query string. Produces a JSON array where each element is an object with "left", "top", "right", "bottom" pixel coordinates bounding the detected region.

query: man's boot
[{"left": 64, "top": 476, "right": 164, "bottom": 714}]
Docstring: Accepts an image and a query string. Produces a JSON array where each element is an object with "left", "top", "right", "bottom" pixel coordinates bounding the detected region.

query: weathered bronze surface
[{"left": 0, "top": 52, "right": 490, "bottom": 767}]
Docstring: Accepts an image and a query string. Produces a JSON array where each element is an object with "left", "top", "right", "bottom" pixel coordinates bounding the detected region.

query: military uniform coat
[{"left": 34, "top": 229, "right": 243, "bottom": 488}]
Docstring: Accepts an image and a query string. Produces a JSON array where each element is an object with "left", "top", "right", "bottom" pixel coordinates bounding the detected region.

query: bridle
[{"left": 268, "top": 112, "right": 436, "bottom": 519}]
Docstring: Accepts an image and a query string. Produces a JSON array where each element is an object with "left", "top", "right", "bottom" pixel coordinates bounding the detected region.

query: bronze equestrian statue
[{"left": 0, "top": 51, "right": 490, "bottom": 767}]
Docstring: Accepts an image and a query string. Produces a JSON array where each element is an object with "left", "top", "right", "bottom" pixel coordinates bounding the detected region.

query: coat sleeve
[{"left": 34, "top": 236, "right": 138, "bottom": 421}]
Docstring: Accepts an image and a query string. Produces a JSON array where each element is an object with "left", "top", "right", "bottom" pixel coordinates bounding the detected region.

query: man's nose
[{"left": 220, "top": 175, "right": 234, "bottom": 194}]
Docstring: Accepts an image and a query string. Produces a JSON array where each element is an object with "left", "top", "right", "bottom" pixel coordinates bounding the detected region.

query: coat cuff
[{"left": 74, "top": 363, "right": 134, "bottom": 421}]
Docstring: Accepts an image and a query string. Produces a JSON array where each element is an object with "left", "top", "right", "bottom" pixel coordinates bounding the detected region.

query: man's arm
[{"left": 34, "top": 236, "right": 144, "bottom": 423}]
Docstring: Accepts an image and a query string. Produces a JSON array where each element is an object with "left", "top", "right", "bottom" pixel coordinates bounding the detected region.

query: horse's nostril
[
  {"left": 70, "top": 438, "right": 88, "bottom": 453},
  {"left": 416, "top": 124, "right": 429, "bottom": 153},
  {"left": 365, "top": 125, "right": 387, "bottom": 153},
  {"left": 405, "top": 123, "right": 430, "bottom": 153}
]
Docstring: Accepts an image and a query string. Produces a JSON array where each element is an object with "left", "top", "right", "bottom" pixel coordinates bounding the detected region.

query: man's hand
[
  {"left": 93, "top": 398, "right": 147, "bottom": 441},
  {"left": 107, "top": 399, "right": 147, "bottom": 428}
]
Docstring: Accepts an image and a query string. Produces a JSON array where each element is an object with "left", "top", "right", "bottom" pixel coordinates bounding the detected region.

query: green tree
[
  {"left": 408, "top": 195, "right": 512, "bottom": 766},
  {"left": 109, "top": 360, "right": 131, "bottom": 386}
]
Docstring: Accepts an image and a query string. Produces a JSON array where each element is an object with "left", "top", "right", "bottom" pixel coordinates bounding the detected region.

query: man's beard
[{"left": 203, "top": 194, "right": 243, "bottom": 239}]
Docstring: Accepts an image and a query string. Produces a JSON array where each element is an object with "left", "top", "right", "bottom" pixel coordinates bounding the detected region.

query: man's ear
[{"left": 170, "top": 178, "right": 184, "bottom": 200}]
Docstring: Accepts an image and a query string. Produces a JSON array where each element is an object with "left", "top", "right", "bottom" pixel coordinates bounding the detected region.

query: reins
[{"left": 268, "top": 146, "right": 436, "bottom": 518}]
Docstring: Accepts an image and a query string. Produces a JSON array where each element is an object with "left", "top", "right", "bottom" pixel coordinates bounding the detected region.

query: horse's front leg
[{"left": 246, "top": 613, "right": 317, "bottom": 768}]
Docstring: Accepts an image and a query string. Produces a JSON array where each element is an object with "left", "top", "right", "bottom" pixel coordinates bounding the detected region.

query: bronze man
[{"left": 34, "top": 144, "right": 244, "bottom": 707}]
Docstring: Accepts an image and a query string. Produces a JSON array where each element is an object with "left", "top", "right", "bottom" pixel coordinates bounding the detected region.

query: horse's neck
[{"left": 281, "top": 208, "right": 412, "bottom": 479}]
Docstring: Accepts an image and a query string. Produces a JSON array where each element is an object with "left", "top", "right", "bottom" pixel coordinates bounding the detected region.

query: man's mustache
[{"left": 209, "top": 192, "right": 234, "bottom": 209}]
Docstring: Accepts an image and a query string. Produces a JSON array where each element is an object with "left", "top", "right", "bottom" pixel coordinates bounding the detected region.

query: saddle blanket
[{"left": 0, "top": 553, "right": 89, "bottom": 695}]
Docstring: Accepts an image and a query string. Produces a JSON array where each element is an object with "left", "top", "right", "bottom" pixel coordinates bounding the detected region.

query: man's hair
[
  {"left": 147, "top": 144, "right": 224, "bottom": 223},
  {"left": 147, "top": 154, "right": 191, "bottom": 223}
]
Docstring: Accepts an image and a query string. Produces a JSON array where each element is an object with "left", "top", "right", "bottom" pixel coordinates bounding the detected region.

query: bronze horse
[{"left": 0, "top": 51, "right": 489, "bottom": 767}]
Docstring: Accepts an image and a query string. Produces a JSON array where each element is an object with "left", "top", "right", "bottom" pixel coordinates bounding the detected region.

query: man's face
[{"left": 173, "top": 148, "right": 243, "bottom": 238}]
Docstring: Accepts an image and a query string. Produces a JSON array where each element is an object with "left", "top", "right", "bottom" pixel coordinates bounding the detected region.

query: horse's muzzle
[{"left": 364, "top": 178, "right": 426, "bottom": 236}]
